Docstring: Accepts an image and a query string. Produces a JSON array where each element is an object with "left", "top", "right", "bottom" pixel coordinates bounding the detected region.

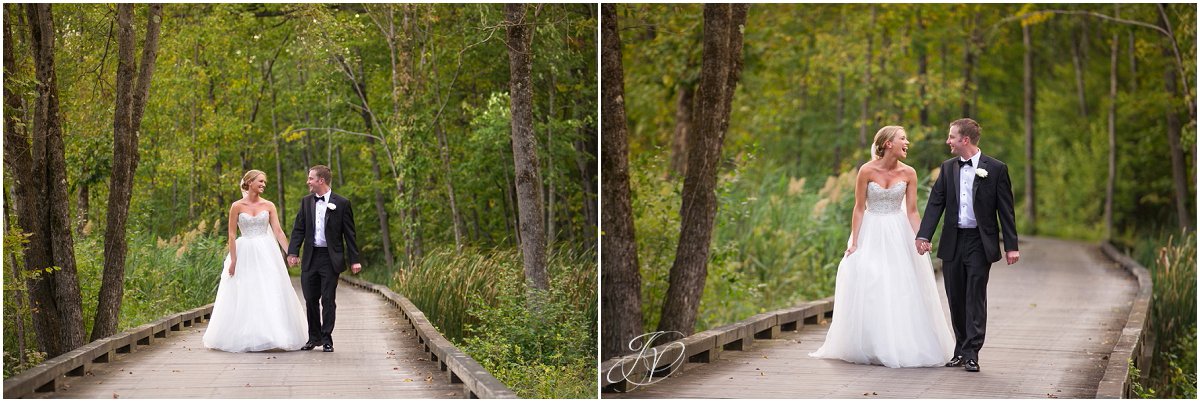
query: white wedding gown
[
  {"left": 809, "top": 181, "right": 955, "bottom": 368},
  {"left": 202, "top": 211, "right": 308, "bottom": 352}
]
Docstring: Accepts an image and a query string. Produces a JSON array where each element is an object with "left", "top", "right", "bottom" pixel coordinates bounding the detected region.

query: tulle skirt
[
  {"left": 202, "top": 235, "right": 308, "bottom": 352},
  {"left": 809, "top": 210, "right": 955, "bottom": 368}
]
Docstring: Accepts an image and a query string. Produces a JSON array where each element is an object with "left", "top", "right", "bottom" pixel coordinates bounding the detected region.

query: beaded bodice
[
  {"left": 238, "top": 211, "right": 271, "bottom": 238},
  {"left": 866, "top": 181, "right": 905, "bottom": 214}
]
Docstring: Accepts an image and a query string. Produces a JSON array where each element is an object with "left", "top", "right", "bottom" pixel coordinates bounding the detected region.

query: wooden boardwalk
[
  {"left": 608, "top": 238, "right": 1139, "bottom": 398},
  {"left": 40, "top": 277, "right": 464, "bottom": 398}
]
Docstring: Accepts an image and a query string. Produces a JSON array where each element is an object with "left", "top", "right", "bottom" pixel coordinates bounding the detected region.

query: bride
[
  {"left": 809, "top": 126, "right": 955, "bottom": 368},
  {"left": 202, "top": 170, "right": 308, "bottom": 352}
]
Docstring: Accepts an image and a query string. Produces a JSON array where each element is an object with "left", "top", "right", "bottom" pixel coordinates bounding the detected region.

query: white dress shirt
[
  {"left": 314, "top": 190, "right": 331, "bottom": 247},
  {"left": 957, "top": 150, "right": 981, "bottom": 229}
]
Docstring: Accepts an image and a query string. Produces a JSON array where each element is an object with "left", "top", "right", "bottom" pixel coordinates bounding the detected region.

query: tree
[
  {"left": 93, "top": 3, "right": 163, "bottom": 341},
  {"left": 1160, "top": 5, "right": 1192, "bottom": 231},
  {"left": 506, "top": 3, "right": 549, "bottom": 291},
  {"left": 600, "top": 4, "right": 643, "bottom": 360},
  {"left": 657, "top": 4, "right": 748, "bottom": 340},
  {"left": 5, "top": 4, "right": 87, "bottom": 358},
  {"left": 1023, "top": 22, "right": 1037, "bottom": 234}
]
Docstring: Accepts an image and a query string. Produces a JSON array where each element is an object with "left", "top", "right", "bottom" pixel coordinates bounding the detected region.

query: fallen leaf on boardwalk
[
  {"left": 113, "top": 392, "right": 119, "bottom": 398},
  {"left": 1046, "top": 393, "right": 1058, "bottom": 398},
  {"left": 762, "top": 355, "right": 769, "bottom": 359},
  {"left": 759, "top": 372, "right": 765, "bottom": 376},
  {"left": 864, "top": 393, "right": 869, "bottom": 396},
  {"left": 872, "top": 392, "right": 878, "bottom": 395},
  {"left": 393, "top": 367, "right": 400, "bottom": 370},
  {"left": 1030, "top": 303, "right": 1037, "bottom": 308},
  {"left": 403, "top": 378, "right": 414, "bottom": 382},
  {"left": 128, "top": 372, "right": 133, "bottom": 375},
  {"left": 245, "top": 384, "right": 251, "bottom": 387},
  {"left": 447, "top": 392, "right": 457, "bottom": 397},
  {"left": 425, "top": 376, "right": 433, "bottom": 382}
]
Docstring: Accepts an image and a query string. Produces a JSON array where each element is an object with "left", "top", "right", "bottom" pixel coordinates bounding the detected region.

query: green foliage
[
  {"left": 369, "top": 246, "right": 596, "bottom": 398},
  {"left": 1123, "top": 231, "right": 1198, "bottom": 399},
  {"left": 3, "top": 223, "right": 222, "bottom": 379},
  {"left": 462, "top": 269, "right": 596, "bottom": 399}
]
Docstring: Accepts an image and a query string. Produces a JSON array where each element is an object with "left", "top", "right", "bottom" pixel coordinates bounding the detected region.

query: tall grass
[
  {"left": 1123, "top": 230, "right": 1197, "bottom": 399},
  {"left": 374, "top": 246, "right": 597, "bottom": 399},
  {"left": 631, "top": 151, "right": 938, "bottom": 332},
  {"left": 4, "top": 221, "right": 224, "bottom": 378}
]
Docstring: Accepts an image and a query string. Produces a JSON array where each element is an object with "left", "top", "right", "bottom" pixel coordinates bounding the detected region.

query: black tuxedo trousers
[
  {"left": 944, "top": 228, "right": 990, "bottom": 361},
  {"left": 303, "top": 248, "right": 338, "bottom": 345}
]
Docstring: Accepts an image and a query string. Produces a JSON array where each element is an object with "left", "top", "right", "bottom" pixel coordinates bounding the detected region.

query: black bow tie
[
  {"left": 959, "top": 158, "right": 973, "bottom": 167},
  {"left": 315, "top": 195, "right": 326, "bottom": 202}
]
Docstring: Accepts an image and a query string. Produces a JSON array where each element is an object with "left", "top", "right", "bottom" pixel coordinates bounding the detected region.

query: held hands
[
  {"left": 350, "top": 263, "right": 363, "bottom": 274},
  {"left": 286, "top": 255, "right": 299, "bottom": 267},
  {"left": 915, "top": 239, "right": 932, "bottom": 255},
  {"left": 1005, "top": 250, "right": 1020, "bottom": 265}
]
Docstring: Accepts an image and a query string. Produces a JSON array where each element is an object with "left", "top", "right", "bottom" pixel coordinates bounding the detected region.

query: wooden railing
[
  {"left": 340, "top": 276, "right": 518, "bottom": 399},
  {"left": 600, "top": 297, "right": 834, "bottom": 393},
  {"left": 4, "top": 276, "right": 517, "bottom": 399},
  {"left": 1096, "top": 242, "right": 1154, "bottom": 399},
  {"left": 2, "top": 304, "right": 213, "bottom": 398}
]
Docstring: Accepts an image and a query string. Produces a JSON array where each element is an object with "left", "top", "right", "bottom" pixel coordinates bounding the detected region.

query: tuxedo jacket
[
  {"left": 916, "top": 154, "right": 1019, "bottom": 263},
  {"left": 288, "top": 192, "right": 360, "bottom": 273}
]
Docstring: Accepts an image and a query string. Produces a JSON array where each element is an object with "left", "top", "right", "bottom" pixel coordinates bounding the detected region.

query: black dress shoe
[
  {"left": 945, "top": 356, "right": 965, "bottom": 367},
  {"left": 300, "top": 341, "right": 319, "bottom": 351},
  {"left": 965, "top": 359, "right": 980, "bottom": 372},
  {"left": 322, "top": 344, "right": 334, "bottom": 353}
]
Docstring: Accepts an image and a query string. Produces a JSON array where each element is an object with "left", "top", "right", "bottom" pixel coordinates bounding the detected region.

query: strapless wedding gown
[
  {"left": 809, "top": 181, "right": 955, "bottom": 367},
  {"left": 202, "top": 211, "right": 307, "bottom": 352}
]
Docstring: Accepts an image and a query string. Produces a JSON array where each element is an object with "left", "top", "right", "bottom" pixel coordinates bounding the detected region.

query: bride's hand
[
  {"left": 228, "top": 260, "right": 237, "bottom": 277},
  {"left": 844, "top": 244, "right": 857, "bottom": 256}
]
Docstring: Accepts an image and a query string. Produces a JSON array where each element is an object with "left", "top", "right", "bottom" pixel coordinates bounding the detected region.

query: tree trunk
[
  {"left": 658, "top": 4, "right": 747, "bottom": 340},
  {"left": 962, "top": 13, "right": 977, "bottom": 118},
  {"left": 1070, "top": 25, "right": 1088, "bottom": 118},
  {"left": 93, "top": 3, "right": 162, "bottom": 341},
  {"left": 10, "top": 4, "right": 86, "bottom": 358},
  {"left": 916, "top": 9, "right": 928, "bottom": 127},
  {"left": 600, "top": 3, "right": 644, "bottom": 361},
  {"left": 75, "top": 182, "right": 89, "bottom": 233},
  {"left": 434, "top": 121, "right": 465, "bottom": 250},
  {"left": 506, "top": 3, "right": 549, "bottom": 291},
  {"left": 341, "top": 57, "right": 397, "bottom": 268},
  {"left": 269, "top": 72, "right": 285, "bottom": 222},
  {"left": 545, "top": 68, "right": 556, "bottom": 247},
  {"left": 670, "top": 83, "right": 695, "bottom": 178},
  {"left": 1022, "top": 23, "right": 1036, "bottom": 235},
  {"left": 1162, "top": 25, "right": 1190, "bottom": 231},
  {"left": 859, "top": 5, "right": 874, "bottom": 148},
  {"left": 573, "top": 106, "right": 598, "bottom": 248},
  {"left": 1104, "top": 13, "right": 1118, "bottom": 239}
]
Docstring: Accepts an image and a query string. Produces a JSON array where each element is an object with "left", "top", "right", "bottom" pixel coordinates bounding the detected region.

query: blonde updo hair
[
  {"left": 871, "top": 126, "right": 906, "bottom": 160},
  {"left": 240, "top": 169, "right": 266, "bottom": 195}
]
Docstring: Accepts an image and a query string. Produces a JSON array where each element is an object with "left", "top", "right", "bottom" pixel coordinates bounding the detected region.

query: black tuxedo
[
  {"left": 916, "top": 153, "right": 1018, "bottom": 361},
  {"left": 287, "top": 192, "right": 360, "bottom": 346}
]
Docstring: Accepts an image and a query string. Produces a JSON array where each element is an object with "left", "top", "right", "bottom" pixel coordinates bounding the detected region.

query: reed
[{"left": 1126, "top": 230, "right": 1197, "bottom": 399}]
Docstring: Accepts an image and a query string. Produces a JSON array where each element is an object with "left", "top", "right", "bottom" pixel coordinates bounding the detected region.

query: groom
[
  {"left": 915, "top": 118, "right": 1019, "bottom": 373},
  {"left": 287, "top": 165, "right": 362, "bottom": 353}
]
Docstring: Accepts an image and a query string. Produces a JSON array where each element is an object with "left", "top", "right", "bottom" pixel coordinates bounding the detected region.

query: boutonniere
[
  {"left": 975, "top": 168, "right": 989, "bottom": 178},
  {"left": 326, "top": 203, "right": 337, "bottom": 211}
]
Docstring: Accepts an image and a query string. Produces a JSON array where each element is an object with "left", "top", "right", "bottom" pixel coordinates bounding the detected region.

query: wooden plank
[
  {"left": 35, "top": 277, "right": 467, "bottom": 399},
  {"left": 607, "top": 238, "right": 1139, "bottom": 399}
]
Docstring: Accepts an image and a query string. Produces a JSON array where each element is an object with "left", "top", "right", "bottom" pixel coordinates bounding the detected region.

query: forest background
[{"left": 3, "top": 4, "right": 597, "bottom": 398}]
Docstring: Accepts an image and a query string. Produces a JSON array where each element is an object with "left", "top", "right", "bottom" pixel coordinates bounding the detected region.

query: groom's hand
[
  {"left": 287, "top": 255, "right": 299, "bottom": 267},
  {"left": 350, "top": 263, "right": 362, "bottom": 274},
  {"left": 1005, "top": 250, "right": 1020, "bottom": 265},
  {"left": 915, "top": 239, "right": 930, "bottom": 255}
]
